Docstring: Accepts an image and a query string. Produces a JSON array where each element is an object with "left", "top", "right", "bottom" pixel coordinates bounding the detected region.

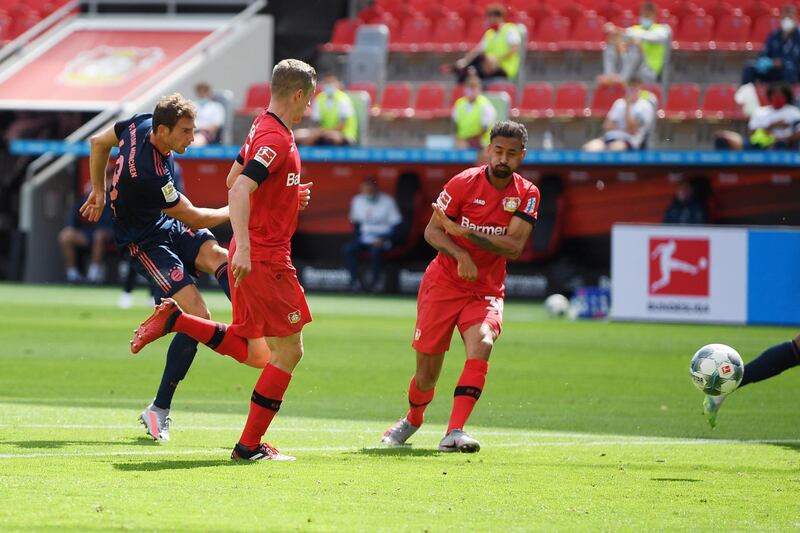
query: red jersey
[
  {"left": 236, "top": 111, "right": 302, "bottom": 265},
  {"left": 425, "top": 165, "right": 540, "bottom": 295}
]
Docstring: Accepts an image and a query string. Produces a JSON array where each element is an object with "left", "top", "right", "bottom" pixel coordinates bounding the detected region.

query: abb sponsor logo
[
  {"left": 648, "top": 238, "right": 709, "bottom": 297},
  {"left": 461, "top": 216, "right": 507, "bottom": 236}
]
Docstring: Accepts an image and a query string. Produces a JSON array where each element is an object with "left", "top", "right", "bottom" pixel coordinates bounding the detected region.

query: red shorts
[
  {"left": 411, "top": 273, "right": 503, "bottom": 354},
  {"left": 229, "top": 261, "right": 312, "bottom": 339}
]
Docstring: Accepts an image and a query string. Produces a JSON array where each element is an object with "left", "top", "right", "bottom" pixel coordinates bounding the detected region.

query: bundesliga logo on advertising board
[{"left": 648, "top": 238, "right": 710, "bottom": 297}]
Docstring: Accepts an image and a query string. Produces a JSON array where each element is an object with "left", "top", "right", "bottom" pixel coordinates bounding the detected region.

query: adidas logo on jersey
[{"left": 460, "top": 216, "right": 507, "bottom": 236}]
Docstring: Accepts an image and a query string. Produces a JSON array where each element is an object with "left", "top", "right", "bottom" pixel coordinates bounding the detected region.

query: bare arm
[
  {"left": 79, "top": 126, "right": 118, "bottom": 222},
  {"left": 163, "top": 195, "right": 229, "bottom": 229},
  {"left": 432, "top": 204, "right": 533, "bottom": 260},
  {"left": 225, "top": 160, "right": 244, "bottom": 189},
  {"left": 424, "top": 212, "right": 478, "bottom": 282},
  {"left": 228, "top": 174, "right": 258, "bottom": 286}
]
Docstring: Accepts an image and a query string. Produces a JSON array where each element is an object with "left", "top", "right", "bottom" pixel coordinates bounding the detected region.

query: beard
[{"left": 492, "top": 164, "right": 512, "bottom": 179}]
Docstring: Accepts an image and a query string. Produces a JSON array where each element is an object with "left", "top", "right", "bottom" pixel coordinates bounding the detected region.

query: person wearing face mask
[
  {"left": 452, "top": 69, "right": 498, "bottom": 149},
  {"left": 599, "top": 1, "right": 671, "bottom": 85},
  {"left": 715, "top": 82, "right": 800, "bottom": 150},
  {"left": 302, "top": 73, "right": 358, "bottom": 146},
  {"left": 742, "top": 4, "right": 800, "bottom": 85},
  {"left": 343, "top": 177, "right": 403, "bottom": 292},
  {"left": 583, "top": 77, "right": 658, "bottom": 152},
  {"left": 192, "top": 81, "right": 226, "bottom": 146},
  {"left": 444, "top": 3, "right": 522, "bottom": 83}
]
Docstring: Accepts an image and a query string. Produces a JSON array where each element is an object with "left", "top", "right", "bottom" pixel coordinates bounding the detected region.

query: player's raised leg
[
  {"left": 704, "top": 335, "right": 800, "bottom": 428},
  {"left": 439, "top": 322, "right": 495, "bottom": 453},
  {"left": 231, "top": 332, "right": 303, "bottom": 461},
  {"left": 382, "top": 351, "right": 444, "bottom": 445}
]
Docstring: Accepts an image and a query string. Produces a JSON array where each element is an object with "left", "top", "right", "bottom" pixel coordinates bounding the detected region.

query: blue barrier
[
  {"left": 10, "top": 139, "right": 800, "bottom": 166},
  {"left": 747, "top": 228, "right": 800, "bottom": 326}
]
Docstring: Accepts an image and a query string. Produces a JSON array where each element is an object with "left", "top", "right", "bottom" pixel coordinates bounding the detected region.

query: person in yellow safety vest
[
  {"left": 452, "top": 69, "right": 498, "bottom": 149},
  {"left": 445, "top": 3, "right": 522, "bottom": 83},
  {"left": 307, "top": 74, "right": 358, "bottom": 146},
  {"left": 599, "top": 1, "right": 671, "bottom": 85}
]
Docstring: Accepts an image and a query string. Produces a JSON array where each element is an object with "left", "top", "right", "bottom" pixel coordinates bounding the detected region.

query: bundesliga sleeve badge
[
  {"left": 502, "top": 197, "right": 521, "bottom": 212},
  {"left": 254, "top": 146, "right": 278, "bottom": 168},
  {"left": 161, "top": 182, "right": 178, "bottom": 203}
]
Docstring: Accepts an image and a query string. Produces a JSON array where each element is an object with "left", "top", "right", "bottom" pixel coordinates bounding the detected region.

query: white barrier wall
[{"left": 611, "top": 224, "right": 748, "bottom": 324}]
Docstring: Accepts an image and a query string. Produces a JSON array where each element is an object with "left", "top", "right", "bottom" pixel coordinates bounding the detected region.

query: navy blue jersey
[{"left": 109, "top": 114, "right": 181, "bottom": 247}]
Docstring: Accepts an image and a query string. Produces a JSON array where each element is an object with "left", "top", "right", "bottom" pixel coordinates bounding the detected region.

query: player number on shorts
[{"left": 484, "top": 296, "right": 503, "bottom": 314}]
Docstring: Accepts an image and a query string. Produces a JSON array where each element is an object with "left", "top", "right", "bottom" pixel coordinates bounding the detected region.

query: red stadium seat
[
  {"left": 566, "top": 13, "right": 606, "bottom": 51},
  {"left": 744, "top": 1, "right": 778, "bottom": 22},
  {"left": 702, "top": 0, "right": 736, "bottom": 21},
  {"left": 750, "top": 14, "right": 779, "bottom": 51},
  {"left": 589, "top": 82, "right": 625, "bottom": 117},
  {"left": 512, "top": 82, "right": 554, "bottom": 118},
  {"left": 464, "top": 18, "right": 488, "bottom": 46},
  {"left": 448, "top": 84, "right": 465, "bottom": 108},
  {"left": 610, "top": 10, "right": 636, "bottom": 29},
  {"left": 413, "top": 82, "right": 448, "bottom": 119},
  {"left": 527, "top": 1, "right": 556, "bottom": 23},
  {"left": 377, "top": 82, "right": 413, "bottom": 118},
  {"left": 509, "top": 10, "right": 534, "bottom": 37},
  {"left": 673, "top": 13, "right": 714, "bottom": 51},
  {"left": 713, "top": 12, "right": 751, "bottom": 51},
  {"left": 348, "top": 82, "right": 377, "bottom": 107},
  {"left": 10, "top": 7, "right": 41, "bottom": 38},
  {"left": 237, "top": 83, "right": 270, "bottom": 115},
  {"left": 429, "top": 15, "right": 467, "bottom": 52},
  {"left": 486, "top": 81, "right": 517, "bottom": 107},
  {"left": 530, "top": 16, "right": 571, "bottom": 51},
  {"left": 641, "top": 83, "right": 663, "bottom": 108},
  {"left": 661, "top": 83, "right": 701, "bottom": 119},
  {"left": 390, "top": 15, "right": 431, "bottom": 52},
  {"left": 552, "top": 82, "right": 588, "bottom": 117},
  {"left": 701, "top": 83, "right": 741, "bottom": 119},
  {"left": 321, "top": 18, "right": 360, "bottom": 53},
  {"left": 597, "top": 1, "right": 625, "bottom": 22}
]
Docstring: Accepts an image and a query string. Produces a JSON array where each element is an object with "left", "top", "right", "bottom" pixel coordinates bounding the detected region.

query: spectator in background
[
  {"left": 302, "top": 73, "right": 358, "bottom": 146},
  {"left": 444, "top": 3, "right": 521, "bottom": 83},
  {"left": 662, "top": 179, "right": 709, "bottom": 224},
  {"left": 452, "top": 68, "right": 497, "bottom": 149},
  {"left": 58, "top": 181, "right": 112, "bottom": 284},
  {"left": 742, "top": 5, "right": 800, "bottom": 85},
  {"left": 715, "top": 82, "right": 800, "bottom": 150},
  {"left": 192, "top": 81, "right": 226, "bottom": 146},
  {"left": 583, "top": 77, "right": 658, "bottom": 151},
  {"left": 600, "top": 1, "right": 671, "bottom": 85},
  {"left": 343, "top": 177, "right": 402, "bottom": 292}
]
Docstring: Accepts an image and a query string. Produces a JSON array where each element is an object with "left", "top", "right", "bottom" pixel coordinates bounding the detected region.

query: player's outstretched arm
[
  {"left": 163, "top": 195, "right": 229, "bottom": 229},
  {"left": 424, "top": 211, "right": 478, "bottom": 282},
  {"left": 80, "top": 126, "right": 118, "bottom": 222},
  {"left": 432, "top": 203, "right": 533, "bottom": 260}
]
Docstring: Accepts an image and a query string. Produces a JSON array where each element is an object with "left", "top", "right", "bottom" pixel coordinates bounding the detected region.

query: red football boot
[{"left": 130, "top": 298, "right": 182, "bottom": 354}]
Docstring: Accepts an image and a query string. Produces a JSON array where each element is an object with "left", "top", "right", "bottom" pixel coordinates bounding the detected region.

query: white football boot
[
  {"left": 438, "top": 429, "right": 480, "bottom": 453},
  {"left": 381, "top": 417, "right": 419, "bottom": 445},
  {"left": 139, "top": 404, "right": 171, "bottom": 441}
]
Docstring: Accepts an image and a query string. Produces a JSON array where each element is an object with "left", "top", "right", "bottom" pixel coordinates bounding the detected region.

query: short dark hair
[
  {"left": 485, "top": 3, "right": 506, "bottom": 18},
  {"left": 490, "top": 121, "right": 528, "bottom": 147},
  {"left": 767, "top": 81, "right": 794, "bottom": 104},
  {"left": 271, "top": 59, "right": 317, "bottom": 97},
  {"left": 153, "top": 93, "right": 196, "bottom": 132}
]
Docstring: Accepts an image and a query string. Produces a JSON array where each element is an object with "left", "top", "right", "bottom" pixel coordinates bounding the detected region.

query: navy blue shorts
[{"left": 124, "top": 221, "right": 217, "bottom": 299}]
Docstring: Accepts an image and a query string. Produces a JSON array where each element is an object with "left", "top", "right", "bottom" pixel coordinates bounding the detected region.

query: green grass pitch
[{"left": 0, "top": 283, "right": 798, "bottom": 531}]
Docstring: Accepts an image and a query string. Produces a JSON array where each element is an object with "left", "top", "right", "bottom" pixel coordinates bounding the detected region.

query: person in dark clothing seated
[
  {"left": 742, "top": 4, "right": 800, "bottom": 85},
  {"left": 662, "top": 179, "right": 708, "bottom": 225}
]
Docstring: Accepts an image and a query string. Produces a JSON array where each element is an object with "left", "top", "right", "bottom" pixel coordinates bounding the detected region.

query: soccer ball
[
  {"left": 689, "top": 343, "right": 744, "bottom": 396},
  {"left": 544, "top": 294, "right": 570, "bottom": 317}
]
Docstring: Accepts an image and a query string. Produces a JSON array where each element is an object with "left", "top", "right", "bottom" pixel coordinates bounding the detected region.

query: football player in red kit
[
  {"left": 382, "top": 121, "right": 540, "bottom": 452},
  {"left": 131, "top": 59, "right": 317, "bottom": 461}
]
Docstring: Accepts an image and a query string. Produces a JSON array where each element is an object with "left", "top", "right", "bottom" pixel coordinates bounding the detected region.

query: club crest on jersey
[
  {"left": 436, "top": 190, "right": 452, "bottom": 210},
  {"left": 502, "top": 197, "right": 521, "bottom": 212},
  {"left": 523, "top": 197, "right": 536, "bottom": 215},
  {"left": 161, "top": 182, "right": 178, "bottom": 203},
  {"left": 169, "top": 267, "right": 184, "bottom": 282},
  {"left": 288, "top": 310, "right": 301, "bottom": 324},
  {"left": 254, "top": 146, "right": 277, "bottom": 168}
]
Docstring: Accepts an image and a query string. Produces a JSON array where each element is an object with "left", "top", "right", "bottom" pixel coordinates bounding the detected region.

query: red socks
[
  {"left": 447, "top": 359, "right": 488, "bottom": 432},
  {"left": 173, "top": 313, "right": 248, "bottom": 363},
  {"left": 406, "top": 376, "right": 435, "bottom": 427},
  {"left": 239, "top": 364, "right": 293, "bottom": 449}
]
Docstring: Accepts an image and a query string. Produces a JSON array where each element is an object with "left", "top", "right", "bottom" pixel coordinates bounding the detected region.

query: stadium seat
[
  {"left": 610, "top": 10, "right": 636, "bottom": 28},
  {"left": 10, "top": 7, "right": 41, "bottom": 38},
  {"left": 673, "top": 13, "right": 714, "bottom": 50},
  {"left": 512, "top": 82, "right": 554, "bottom": 118},
  {"left": 597, "top": 2, "right": 625, "bottom": 22},
  {"left": 237, "top": 83, "right": 270, "bottom": 116},
  {"left": 566, "top": 13, "right": 606, "bottom": 51},
  {"left": 552, "top": 82, "right": 588, "bottom": 117},
  {"left": 589, "top": 82, "right": 625, "bottom": 117},
  {"left": 413, "top": 82, "right": 448, "bottom": 119},
  {"left": 509, "top": 9, "right": 534, "bottom": 36},
  {"left": 750, "top": 14, "right": 779, "bottom": 51},
  {"left": 660, "top": 83, "right": 701, "bottom": 119},
  {"left": 429, "top": 15, "right": 467, "bottom": 52},
  {"left": 642, "top": 83, "right": 663, "bottom": 108},
  {"left": 348, "top": 82, "right": 378, "bottom": 109},
  {"left": 390, "top": 15, "right": 431, "bottom": 52},
  {"left": 527, "top": 1, "right": 556, "bottom": 23},
  {"left": 713, "top": 12, "right": 751, "bottom": 51},
  {"left": 701, "top": 0, "right": 736, "bottom": 21},
  {"left": 744, "top": 1, "right": 778, "bottom": 22},
  {"left": 701, "top": 83, "right": 741, "bottom": 119},
  {"left": 376, "top": 81, "right": 413, "bottom": 118},
  {"left": 486, "top": 81, "right": 517, "bottom": 107},
  {"left": 448, "top": 84, "right": 465, "bottom": 108},
  {"left": 321, "top": 18, "right": 360, "bottom": 53},
  {"left": 464, "top": 17, "right": 488, "bottom": 46},
  {"left": 530, "top": 15, "right": 571, "bottom": 51}
]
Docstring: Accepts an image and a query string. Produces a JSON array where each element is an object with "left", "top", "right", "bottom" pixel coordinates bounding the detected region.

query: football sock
[
  {"left": 739, "top": 340, "right": 800, "bottom": 388},
  {"left": 172, "top": 313, "right": 248, "bottom": 363},
  {"left": 406, "top": 376, "right": 435, "bottom": 427},
  {"left": 447, "top": 359, "right": 489, "bottom": 432},
  {"left": 153, "top": 333, "right": 198, "bottom": 410},
  {"left": 215, "top": 262, "right": 231, "bottom": 300},
  {"left": 239, "top": 364, "right": 292, "bottom": 449}
]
